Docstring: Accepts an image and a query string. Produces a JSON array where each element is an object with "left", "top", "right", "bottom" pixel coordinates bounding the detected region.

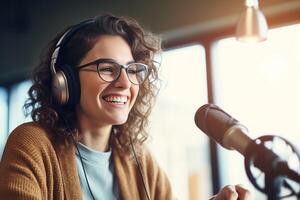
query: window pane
[
  {"left": 9, "top": 80, "right": 32, "bottom": 133},
  {"left": 0, "top": 87, "right": 8, "bottom": 158},
  {"left": 213, "top": 23, "right": 300, "bottom": 199},
  {"left": 148, "top": 44, "right": 212, "bottom": 200}
]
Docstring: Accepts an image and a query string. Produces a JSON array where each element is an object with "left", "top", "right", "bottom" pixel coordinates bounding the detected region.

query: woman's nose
[{"left": 114, "top": 69, "right": 132, "bottom": 88}]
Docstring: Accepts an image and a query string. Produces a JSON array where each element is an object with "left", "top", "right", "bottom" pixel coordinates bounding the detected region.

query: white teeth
[{"left": 103, "top": 96, "right": 127, "bottom": 104}]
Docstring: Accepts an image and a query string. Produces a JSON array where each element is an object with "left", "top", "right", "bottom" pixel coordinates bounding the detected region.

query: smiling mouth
[{"left": 102, "top": 95, "right": 128, "bottom": 104}]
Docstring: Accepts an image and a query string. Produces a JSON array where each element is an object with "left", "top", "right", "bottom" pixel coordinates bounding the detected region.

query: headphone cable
[
  {"left": 72, "top": 135, "right": 96, "bottom": 200},
  {"left": 72, "top": 134, "right": 151, "bottom": 200},
  {"left": 130, "top": 137, "right": 151, "bottom": 200}
]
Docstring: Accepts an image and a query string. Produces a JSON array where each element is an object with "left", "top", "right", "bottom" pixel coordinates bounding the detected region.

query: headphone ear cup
[
  {"left": 60, "top": 64, "right": 81, "bottom": 108},
  {"left": 52, "top": 69, "right": 69, "bottom": 105},
  {"left": 50, "top": 19, "right": 93, "bottom": 107}
]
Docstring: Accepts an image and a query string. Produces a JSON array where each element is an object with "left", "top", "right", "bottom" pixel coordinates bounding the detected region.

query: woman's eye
[
  {"left": 127, "top": 69, "right": 138, "bottom": 74},
  {"left": 128, "top": 68, "right": 146, "bottom": 74},
  {"left": 99, "top": 67, "right": 113, "bottom": 72},
  {"left": 98, "top": 65, "right": 115, "bottom": 74}
]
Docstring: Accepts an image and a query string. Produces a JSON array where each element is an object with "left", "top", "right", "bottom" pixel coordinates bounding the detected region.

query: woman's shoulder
[
  {"left": 137, "top": 145, "right": 173, "bottom": 193},
  {"left": 7, "top": 122, "right": 53, "bottom": 147},
  {"left": 135, "top": 145, "right": 161, "bottom": 169}
]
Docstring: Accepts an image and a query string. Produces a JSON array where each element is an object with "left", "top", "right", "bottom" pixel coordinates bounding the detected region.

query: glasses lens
[
  {"left": 97, "top": 62, "right": 119, "bottom": 82},
  {"left": 127, "top": 63, "right": 148, "bottom": 84}
]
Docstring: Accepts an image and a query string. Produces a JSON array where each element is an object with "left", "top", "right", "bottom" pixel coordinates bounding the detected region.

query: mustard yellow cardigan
[{"left": 0, "top": 122, "right": 173, "bottom": 200}]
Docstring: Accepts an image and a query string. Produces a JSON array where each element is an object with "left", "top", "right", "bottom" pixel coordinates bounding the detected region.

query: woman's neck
[{"left": 78, "top": 125, "right": 112, "bottom": 152}]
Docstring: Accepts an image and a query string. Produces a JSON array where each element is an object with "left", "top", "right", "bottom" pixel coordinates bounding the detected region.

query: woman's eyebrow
[
  {"left": 126, "top": 60, "right": 136, "bottom": 65},
  {"left": 96, "top": 58, "right": 136, "bottom": 65}
]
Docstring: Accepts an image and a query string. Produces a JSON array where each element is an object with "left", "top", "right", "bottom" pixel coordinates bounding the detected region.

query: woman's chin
[{"left": 111, "top": 116, "right": 128, "bottom": 125}]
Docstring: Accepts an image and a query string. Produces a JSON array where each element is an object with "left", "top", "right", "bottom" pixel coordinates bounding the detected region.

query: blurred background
[{"left": 1, "top": 0, "right": 300, "bottom": 199}]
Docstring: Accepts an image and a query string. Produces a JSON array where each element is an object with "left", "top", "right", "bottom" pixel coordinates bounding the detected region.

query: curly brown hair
[{"left": 24, "top": 13, "right": 161, "bottom": 152}]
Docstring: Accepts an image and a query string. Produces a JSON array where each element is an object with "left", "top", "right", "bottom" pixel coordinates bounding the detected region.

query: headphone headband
[{"left": 50, "top": 19, "right": 94, "bottom": 76}]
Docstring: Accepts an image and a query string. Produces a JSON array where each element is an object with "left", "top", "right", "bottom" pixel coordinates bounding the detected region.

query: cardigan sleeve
[{"left": 0, "top": 123, "right": 53, "bottom": 199}]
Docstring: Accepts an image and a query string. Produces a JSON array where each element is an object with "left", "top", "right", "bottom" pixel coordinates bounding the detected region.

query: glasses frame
[{"left": 77, "top": 58, "right": 150, "bottom": 85}]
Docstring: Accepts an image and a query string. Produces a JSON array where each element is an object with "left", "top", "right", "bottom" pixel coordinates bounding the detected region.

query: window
[
  {"left": 148, "top": 44, "right": 212, "bottom": 200},
  {"left": 8, "top": 80, "right": 32, "bottom": 133},
  {"left": 213, "top": 23, "right": 300, "bottom": 199},
  {"left": 0, "top": 87, "right": 8, "bottom": 158}
]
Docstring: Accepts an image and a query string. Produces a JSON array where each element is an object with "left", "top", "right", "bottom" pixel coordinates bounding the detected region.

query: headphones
[{"left": 50, "top": 19, "right": 94, "bottom": 108}]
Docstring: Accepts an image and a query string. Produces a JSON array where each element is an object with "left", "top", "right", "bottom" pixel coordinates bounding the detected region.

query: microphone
[
  {"left": 194, "top": 103, "right": 252, "bottom": 155},
  {"left": 194, "top": 103, "right": 300, "bottom": 184}
]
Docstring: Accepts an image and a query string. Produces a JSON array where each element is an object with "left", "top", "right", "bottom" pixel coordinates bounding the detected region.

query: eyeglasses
[{"left": 77, "top": 58, "right": 149, "bottom": 85}]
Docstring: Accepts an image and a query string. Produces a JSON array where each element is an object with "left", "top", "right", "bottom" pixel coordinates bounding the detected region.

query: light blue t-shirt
[{"left": 75, "top": 143, "right": 119, "bottom": 200}]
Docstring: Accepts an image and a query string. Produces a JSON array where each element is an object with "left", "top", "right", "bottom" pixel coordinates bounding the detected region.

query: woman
[{"left": 0, "top": 14, "right": 250, "bottom": 200}]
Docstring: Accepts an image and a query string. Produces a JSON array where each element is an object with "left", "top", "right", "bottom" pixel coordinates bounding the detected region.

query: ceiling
[{"left": 1, "top": 0, "right": 300, "bottom": 85}]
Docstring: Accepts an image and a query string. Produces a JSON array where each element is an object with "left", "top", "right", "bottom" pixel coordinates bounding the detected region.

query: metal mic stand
[
  {"left": 265, "top": 172, "right": 284, "bottom": 200},
  {"left": 244, "top": 135, "right": 300, "bottom": 200}
]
